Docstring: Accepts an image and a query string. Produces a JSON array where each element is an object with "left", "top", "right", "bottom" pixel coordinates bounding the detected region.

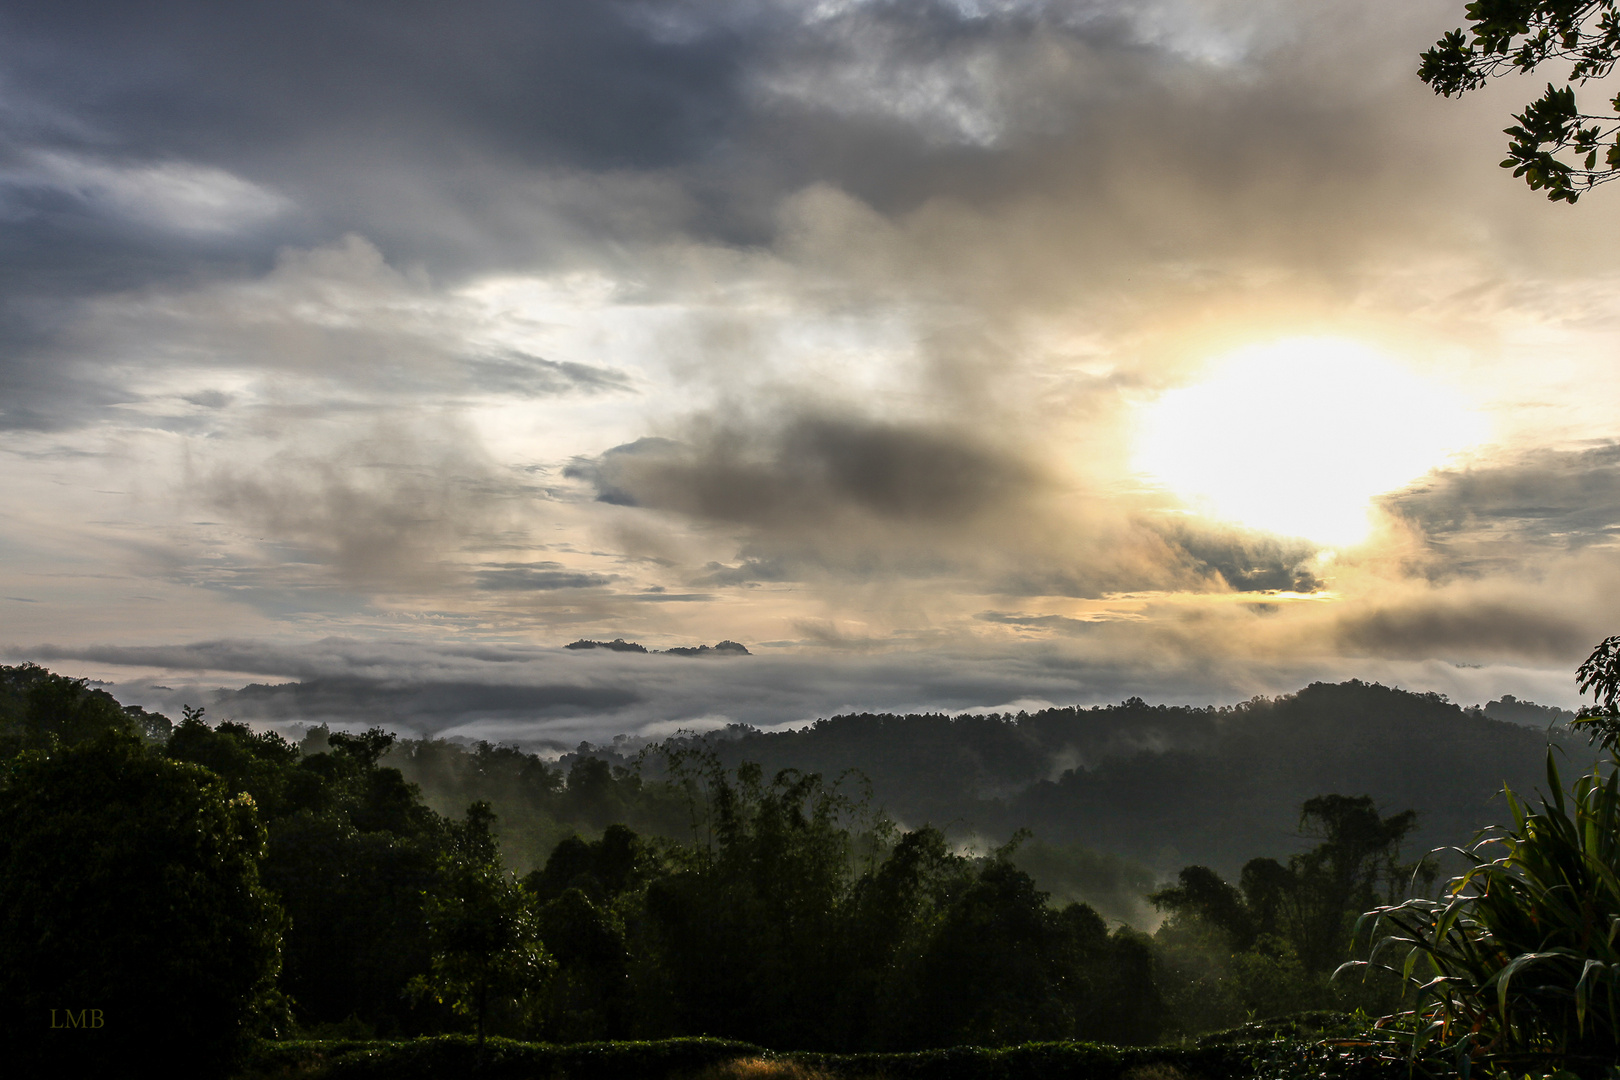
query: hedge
[{"left": 232, "top": 1032, "right": 1422, "bottom": 1080}]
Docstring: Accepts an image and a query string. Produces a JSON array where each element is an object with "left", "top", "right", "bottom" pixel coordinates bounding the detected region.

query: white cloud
[{"left": 13, "top": 151, "right": 290, "bottom": 235}]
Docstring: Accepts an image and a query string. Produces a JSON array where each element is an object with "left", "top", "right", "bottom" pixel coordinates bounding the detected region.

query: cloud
[
  {"left": 0, "top": 234, "right": 635, "bottom": 434},
  {"left": 222, "top": 677, "right": 641, "bottom": 730},
  {"left": 697, "top": 556, "right": 795, "bottom": 585},
  {"left": 564, "top": 438, "right": 682, "bottom": 507},
  {"left": 1149, "top": 521, "right": 1325, "bottom": 593},
  {"left": 562, "top": 411, "right": 1107, "bottom": 592},
  {"left": 475, "top": 563, "right": 618, "bottom": 591},
  {"left": 192, "top": 415, "right": 541, "bottom": 590},
  {"left": 1382, "top": 443, "right": 1620, "bottom": 574},
  {"left": 578, "top": 413, "right": 1038, "bottom": 526},
  {"left": 1, "top": 151, "right": 291, "bottom": 236},
  {"left": 2, "top": 0, "right": 1619, "bottom": 722},
  {"left": 1337, "top": 597, "right": 1591, "bottom": 662},
  {"left": 977, "top": 611, "right": 1141, "bottom": 634},
  {"left": 465, "top": 350, "right": 633, "bottom": 397},
  {"left": 10, "top": 630, "right": 1589, "bottom": 752}
]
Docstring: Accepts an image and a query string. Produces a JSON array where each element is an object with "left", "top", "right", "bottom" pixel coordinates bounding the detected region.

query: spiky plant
[{"left": 1347, "top": 751, "right": 1620, "bottom": 1075}]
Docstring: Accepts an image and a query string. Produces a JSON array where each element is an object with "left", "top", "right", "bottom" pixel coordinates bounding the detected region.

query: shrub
[{"left": 1352, "top": 751, "right": 1620, "bottom": 1075}]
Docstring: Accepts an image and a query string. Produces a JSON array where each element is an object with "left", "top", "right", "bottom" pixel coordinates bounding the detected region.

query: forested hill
[{"left": 630, "top": 681, "right": 1589, "bottom": 877}]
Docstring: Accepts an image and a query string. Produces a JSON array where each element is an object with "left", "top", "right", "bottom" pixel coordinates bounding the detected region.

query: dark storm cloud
[
  {"left": 0, "top": 0, "right": 753, "bottom": 429},
  {"left": 0, "top": 0, "right": 1348, "bottom": 300},
  {"left": 0, "top": 0, "right": 754, "bottom": 284},
  {"left": 568, "top": 414, "right": 1333, "bottom": 600},
  {"left": 0, "top": 1, "right": 748, "bottom": 173},
  {"left": 1383, "top": 444, "right": 1620, "bottom": 572},
  {"left": 563, "top": 438, "right": 681, "bottom": 508},
  {"left": 0, "top": 0, "right": 1483, "bottom": 442},
  {"left": 571, "top": 414, "right": 1038, "bottom": 527}
]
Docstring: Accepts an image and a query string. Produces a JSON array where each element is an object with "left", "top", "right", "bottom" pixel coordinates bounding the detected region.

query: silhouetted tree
[
  {"left": 1154, "top": 794, "right": 1425, "bottom": 974},
  {"left": 1421, "top": 0, "right": 1620, "bottom": 200}
]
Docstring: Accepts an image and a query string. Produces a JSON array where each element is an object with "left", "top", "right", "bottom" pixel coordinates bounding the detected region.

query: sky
[{"left": 4, "top": 0, "right": 1620, "bottom": 748}]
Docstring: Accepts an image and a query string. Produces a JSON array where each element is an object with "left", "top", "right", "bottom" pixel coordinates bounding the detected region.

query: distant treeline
[
  {"left": 0, "top": 664, "right": 1540, "bottom": 1076},
  {"left": 598, "top": 682, "right": 1590, "bottom": 876}
]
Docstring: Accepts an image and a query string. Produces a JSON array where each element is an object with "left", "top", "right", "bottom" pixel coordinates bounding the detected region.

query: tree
[
  {"left": 1151, "top": 864, "right": 1257, "bottom": 951},
  {"left": 411, "top": 802, "right": 553, "bottom": 1047},
  {"left": 1420, "top": 1, "right": 1620, "bottom": 201},
  {"left": 167, "top": 714, "right": 449, "bottom": 1033},
  {"left": 535, "top": 887, "right": 633, "bottom": 1041},
  {"left": 0, "top": 663, "right": 164, "bottom": 756},
  {"left": 642, "top": 756, "right": 866, "bottom": 1048},
  {"left": 1289, "top": 795, "right": 1426, "bottom": 971},
  {"left": 1574, "top": 632, "right": 1620, "bottom": 750},
  {"left": 0, "top": 734, "right": 284, "bottom": 1077},
  {"left": 524, "top": 825, "right": 648, "bottom": 1040},
  {"left": 897, "top": 856, "right": 1162, "bottom": 1048},
  {"left": 1154, "top": 796, "right": 1424, "bottom": 974},
  {"left": 1150, "top": 795, "right": 1427, "bottom": 1030}
]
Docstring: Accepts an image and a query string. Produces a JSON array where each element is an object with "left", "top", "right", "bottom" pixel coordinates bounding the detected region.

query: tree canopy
[{"left": 1421, "top": 0, "right": 1620, "bottom": 201}]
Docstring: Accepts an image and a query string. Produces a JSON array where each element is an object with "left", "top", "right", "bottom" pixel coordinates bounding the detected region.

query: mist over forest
[
  {"left": 4, "top": 654, "right": 1615, "bottom": 1077},
  {"left": 387, "top": 679, "right": 1588, "bottom": 903}
]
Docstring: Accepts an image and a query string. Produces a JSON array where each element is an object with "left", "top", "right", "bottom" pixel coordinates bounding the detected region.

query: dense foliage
[
  {"left": 0, "top": 661, "right": 171, "bottom": 756},
  {"left": 512, "top": 750, "right": 1165, "bottom": 1049},
  {"left": 385, "top": 736, "right": 691, "bottom": 877},
  {"left": 410, "top": 802, "right": 552, "bottom": 1046},
  {"left": 1331, "top": 635, "right": 1620, "bottom": 1079},
  {"left": 165, "top": 710, "right": 455, "bottom": 1035},
  {"left": 0, "top": 731, "right": 283, "bottom": 1075}
]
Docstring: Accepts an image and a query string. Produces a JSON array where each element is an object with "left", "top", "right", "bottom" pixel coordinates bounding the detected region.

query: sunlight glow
[{"left": 1133, "top": 337, "right": 1487, "bottom": 546}]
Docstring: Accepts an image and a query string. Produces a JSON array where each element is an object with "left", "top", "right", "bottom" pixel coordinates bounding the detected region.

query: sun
[{"left": 1132, "top": 337, "right": 1486, "bottom": 546}]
